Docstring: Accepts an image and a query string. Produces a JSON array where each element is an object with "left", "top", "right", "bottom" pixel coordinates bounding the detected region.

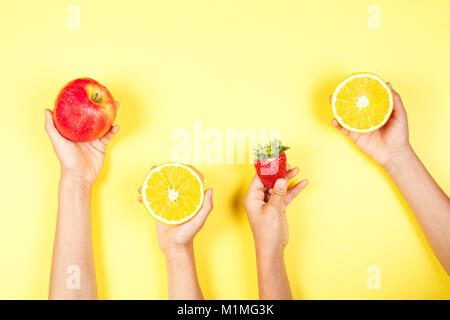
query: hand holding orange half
[
  {"left": 330, "top": 77, "right": 411, "bottom": 167},
  {"left": 138, "top": 163, "right": 213, "bottom": 253}
]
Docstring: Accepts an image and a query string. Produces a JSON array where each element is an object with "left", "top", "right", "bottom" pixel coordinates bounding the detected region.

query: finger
[
  {"left": 138, "top": 186, "right": 142, "bottom": 194},
  {"left": 329, "top": 95, "right": 332, "bottom": 104},
  {"left": 285, "top": 179, "right": 308, "bottom": 205},
  {"left": 191, "top": 189, "right": 213, "bottom": 225},
  {"left": 285, "top": 167, "right": 299, "bottom": 181},
  {"left": 387, "top": 83, "right": 407, "bottom": 120},
  {"left": 331, "top": 118, "right": 339, "bottom": 127},
  {"left": 245, "top": 175, "right": 267, "bottom": 206},
  {"left": 248, "top": 174, "right": 266, "bottom": 193},
  {"left": 332, "top": 118, "right": 350, "bottom": 136},
  {"left": 44, "top": 109, "right": 63, "bottom": 142},
  {"left": 115, "top": 101, "right": 120, "bottom": 108},
  {"left": 267, "top": 178, "right": 287, "bottom": 209},
  {"left": 286, "top": 164, "right": 291, "bottom": 171},
  {"left": 138, "top": 196, "right": 142, "bottom": 203},
  {"left": 99, "top": 125, "right": 120, "bottom": 146}
]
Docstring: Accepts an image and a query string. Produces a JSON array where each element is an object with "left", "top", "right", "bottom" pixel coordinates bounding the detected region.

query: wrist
[
  {"left": 60, "top": 171, "right": 93, "bottom": 191},
  {"left": 255, "top": 242, "right": 285, "bottom": 260},
  {"left": 163, "top": 242, "right": 194, "bottom": 261},
  {"left": 382, "top": 145, "right": 416, "bottom": 174}
]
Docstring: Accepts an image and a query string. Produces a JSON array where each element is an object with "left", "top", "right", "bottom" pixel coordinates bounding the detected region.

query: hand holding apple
[{"left": 45, "top": 103, "right": 119, "bottom": 186}]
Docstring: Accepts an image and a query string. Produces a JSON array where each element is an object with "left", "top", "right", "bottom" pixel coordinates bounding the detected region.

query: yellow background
[{"left": 1, "top": 0, "right": 449, "bottom": 299}]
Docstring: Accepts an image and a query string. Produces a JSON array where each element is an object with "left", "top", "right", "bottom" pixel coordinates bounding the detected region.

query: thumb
[
  {"left": 44, "top": 109, "right": 62, "bottom": 143},
  {"left": 192, "top": 189, "right": 214, "bottom": 225},
  {"left": 387, "top": 83, "right": 407, "bottom": 119},
  {"left": 268, "top": 178, "right": 287, "bottom": 208}
]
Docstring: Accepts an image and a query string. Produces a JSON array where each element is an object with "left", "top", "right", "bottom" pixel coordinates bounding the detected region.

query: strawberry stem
[{"left": 254, "top": 139, "right": 290, "bottom": 160}]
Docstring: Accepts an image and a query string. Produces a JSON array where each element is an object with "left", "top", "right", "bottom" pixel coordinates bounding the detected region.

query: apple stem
[{"left": 93, "top": 92, "right": 99, "bottom": 103}]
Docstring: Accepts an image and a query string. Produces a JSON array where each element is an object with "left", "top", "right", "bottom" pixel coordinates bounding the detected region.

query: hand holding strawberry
[
  {"left": 246, "top": 142, "right": 308, "bottom": 300},
  {"left": 245, "top": 158, "right": 309, "bottom": 252}
]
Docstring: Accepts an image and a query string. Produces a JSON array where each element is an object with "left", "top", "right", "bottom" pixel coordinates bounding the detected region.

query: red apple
[{"left": 53, "top": 78, "right": 117, "bottom": 141}]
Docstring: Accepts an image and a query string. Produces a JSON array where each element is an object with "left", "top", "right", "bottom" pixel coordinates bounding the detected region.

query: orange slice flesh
[
  {"left": 142, "top": 163, "right": 204, "bottom": 225},
  {"left": 332, "top": 73, "right": 393, "bottom": 132}
]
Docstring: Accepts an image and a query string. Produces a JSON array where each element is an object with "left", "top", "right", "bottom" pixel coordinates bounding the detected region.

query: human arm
[
  {"left": 45, "top": 106, "right": 119, "bottom": 299},
  {"left": 384, "top": 146, "right": 450, "bottom": 274},
  {"left": 244, "top": 165, "right": 308, "bottom": 299},
  {"left": 138, "top": 168, "right": 213, "bottom": 300},
  {"left": 331, "top": 83, "right": 450, "bottom": 275}
]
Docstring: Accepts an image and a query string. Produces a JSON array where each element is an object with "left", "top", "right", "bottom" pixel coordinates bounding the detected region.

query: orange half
[
  {"left": 142, "top": 163, "right": 204, "bottom": 225},
  {"left": 332, "top": 73, "right": 393, "bottom": 133}
]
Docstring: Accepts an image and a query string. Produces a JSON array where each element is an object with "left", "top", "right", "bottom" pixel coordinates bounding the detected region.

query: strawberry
[{"left": 254, "top": 140, "right": 290, "bottom": 188}]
